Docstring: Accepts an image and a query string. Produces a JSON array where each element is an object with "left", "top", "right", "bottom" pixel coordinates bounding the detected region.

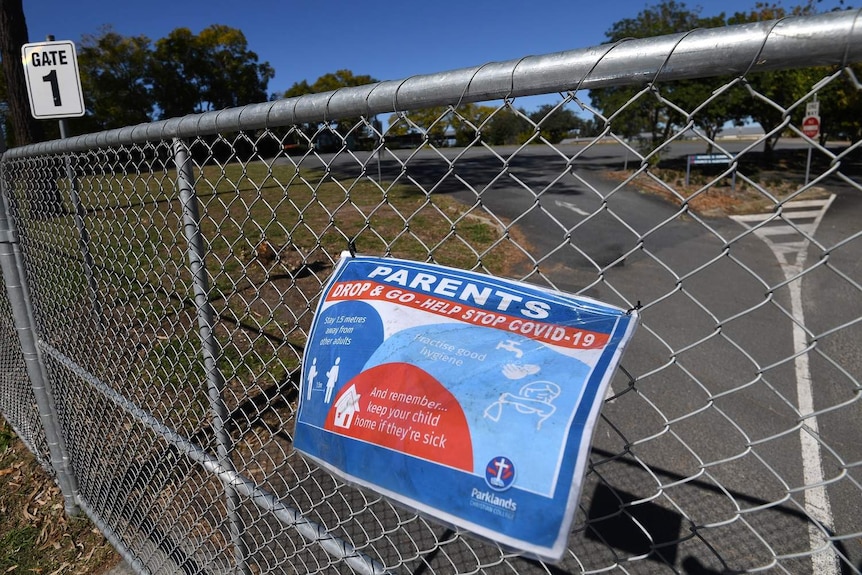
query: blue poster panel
[{"left": 293, "top": 253, "right": 639, "bottom": 560}]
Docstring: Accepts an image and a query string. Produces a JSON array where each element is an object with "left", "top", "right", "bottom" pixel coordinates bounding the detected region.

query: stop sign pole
[{"left": 803, "top": 98, "right": 820, "bottom": 185}]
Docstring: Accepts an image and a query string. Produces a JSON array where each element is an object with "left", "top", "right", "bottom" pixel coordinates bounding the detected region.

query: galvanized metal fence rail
[{"left": 1, "top": 10, "right": 861, "bottom": 574}]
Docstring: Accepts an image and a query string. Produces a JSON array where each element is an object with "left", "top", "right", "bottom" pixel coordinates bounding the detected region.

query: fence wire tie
[
  {"left": 626, "top": 300, "right": 642, "bottom": 315},
  {"left": 348, "top": 240, "right": 357, "bottom": 258},
  {"left": 0, "top": 229, "right": 18, "bottom": 245}
]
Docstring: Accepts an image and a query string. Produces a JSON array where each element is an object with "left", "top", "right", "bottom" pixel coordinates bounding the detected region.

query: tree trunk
[
  {"left": 0, "top": 0, "right": 66, "bottom": 217},
  {"left": 763, "top": 131, "right": 780, "bottom": 162},
  {"left": 0, "top": 0, "right": 44, "bottom": 147}
]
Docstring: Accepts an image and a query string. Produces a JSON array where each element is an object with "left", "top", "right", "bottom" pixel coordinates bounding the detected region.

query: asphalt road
[{"left": 281, "top": 139, "right": 861, "bottom": 573}]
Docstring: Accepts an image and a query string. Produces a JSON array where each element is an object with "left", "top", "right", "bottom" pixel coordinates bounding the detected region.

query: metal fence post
[
  {"left": 59, "top": 121, "right": 103, "bottom": 329},
  {"left": 0, "top": 162, "right": 80, "bottom": 515},
  {"left": 173, "top": 138, "right": 250, "bottom": 575}
]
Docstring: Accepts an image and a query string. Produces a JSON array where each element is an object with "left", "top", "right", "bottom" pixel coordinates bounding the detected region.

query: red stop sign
[{"left": 802, "top": 115, "right": 820, "bottom": 138}]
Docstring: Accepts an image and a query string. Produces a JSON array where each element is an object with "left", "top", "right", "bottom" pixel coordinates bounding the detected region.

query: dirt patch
[
  {"left": 0, "top": 420, "right": 120, "bottom": 574},
  {"left": 605, "top": 167, "right": 833, "bottom": 216}
]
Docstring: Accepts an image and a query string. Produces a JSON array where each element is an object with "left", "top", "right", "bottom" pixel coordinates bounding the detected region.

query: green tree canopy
[
  {"left": 11, "top": 24, "right": 274, "bottom": 132},
  {"left": 386, "top": 104, "right": 503, "bottom": 147},
  {"left": 589, "top": 1, "right": 736, "bottom": 152},
  {"left": 450, "top": 104, "right": 498, "bottom": 146},
  {"left": 386, "top": 106, "right": 453, "bottom": 146},
  {"left": 815, "top": 64, "right": 862, "bottom": 142},
  {"left": 485, "top": 105, "right": 532, "bottom": 146},
  {"left": 590, "top": 0, "right": 853, "bottom": 158},
  {"left": 284, "top": 69, "right": 376, "bottom": 98},
  {"left": 284, "top": 70, "right": 378, "bottom": 143},
  {"left": 384, "top": 102, "right": 592, "bottom": 148},
  {"left": 726, "top": 2, "right": 825, "bottom": 153},
  {"left": 150, "top": 27, "right": 209, "bottom": 118},
  {"left": 151, "top": 25, "right": 273, "bottom": 118},
  {"left": 77, "top": 27, "right": 153, "bottom": 131},
  {"left": 529, "top": 104, "right": 583, "bottom": 144}
]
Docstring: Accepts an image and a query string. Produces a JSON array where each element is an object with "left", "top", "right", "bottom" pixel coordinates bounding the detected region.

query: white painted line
[
  {"left": 731, "top": 201, "right": 830, "bottom": 223},
  {"left": 732, "top": 211, "right": 820, "bottom": 224},
  {"left": 730, "top": 213, "right": 775, "bottom": 222},
  {"left": 790, "top": 277, "right": 838, "bottom": 575},
  {"left": 554, "top": 200, "right": 590, "bottom": 217},
  {"left": 733, "top": 194, "right": 839, "bottom": 575},
  {"left": 771, "top": 242, "right": 809, "bottom": 256},
  {"left": 784, "top": 199, "right": 833, "bottom": 209},
  {"left": 777, "top": 209, "right": 824, "bottom": 219},
  {"left": 752, "top": 224, "right": 816, "bottom": 237}
]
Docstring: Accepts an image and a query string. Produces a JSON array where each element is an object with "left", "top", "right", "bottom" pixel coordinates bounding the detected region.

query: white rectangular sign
[{"left": 21, "top": 40, "right": 85, "bottom": 119}]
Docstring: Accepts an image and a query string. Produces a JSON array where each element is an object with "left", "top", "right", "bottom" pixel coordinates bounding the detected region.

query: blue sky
[{"left": 22, "top": 0, "right": 852, "bottom": 112}]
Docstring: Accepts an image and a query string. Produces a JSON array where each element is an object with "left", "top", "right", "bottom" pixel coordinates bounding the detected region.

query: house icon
[{"left": 333, "top": 384, "right": 361, "bottom": 429}]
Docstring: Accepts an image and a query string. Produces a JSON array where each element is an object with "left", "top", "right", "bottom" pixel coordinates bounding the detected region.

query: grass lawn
[{"left": 8, "top": 151, "right": 526, "bottom": 434}]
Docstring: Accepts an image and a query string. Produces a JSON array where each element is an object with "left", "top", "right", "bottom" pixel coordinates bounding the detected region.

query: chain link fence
[{"left": 2, "top": 10, "right": 862, "bottom": 574}]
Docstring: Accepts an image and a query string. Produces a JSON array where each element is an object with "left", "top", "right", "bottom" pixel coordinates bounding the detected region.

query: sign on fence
[
  {"left": 294, "top": 254, "right": 638, "bottom": 560},
  {"left": 21, "top": 40, "right": 85, "bottom": 119}
]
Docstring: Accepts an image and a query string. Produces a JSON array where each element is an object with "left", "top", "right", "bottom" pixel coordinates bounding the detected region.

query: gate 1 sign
[
  {"left": 21, "top": 41, "right": 85, "bottom": 119},
  {"left": 294, "top": 254, "right": 639, "bottom": 560}
]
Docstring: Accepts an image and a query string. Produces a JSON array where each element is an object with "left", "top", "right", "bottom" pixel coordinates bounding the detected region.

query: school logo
[{"left": 485, "top": 456, "right": 516, "bottom": 491}]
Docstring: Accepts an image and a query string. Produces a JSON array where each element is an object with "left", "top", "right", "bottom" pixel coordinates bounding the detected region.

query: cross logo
[{"left": 485, "top": 456, "right": 516, "bottom": 491}]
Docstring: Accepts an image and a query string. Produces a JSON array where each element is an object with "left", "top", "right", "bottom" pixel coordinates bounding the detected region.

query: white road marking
[
  {"left": 731, "top": 195, "right": 838, "bottom": 575},
  {"left": 554, "top": 200, "right": 590, "bottom": 217},
  {"left": 747, "top": 223, "right": 817, "bottom": 237}
]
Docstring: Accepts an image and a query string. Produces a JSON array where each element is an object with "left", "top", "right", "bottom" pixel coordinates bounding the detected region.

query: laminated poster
[{"left": 293, "top": 253, "right": 639, "bottom": 560}]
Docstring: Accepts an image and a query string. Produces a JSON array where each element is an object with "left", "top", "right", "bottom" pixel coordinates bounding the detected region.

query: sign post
[
  {"left": 803, "top": 98, "right": 821, "bottom": 185},
  {"left": 21, "top": 38, "right": 103, "bottom": 328}
]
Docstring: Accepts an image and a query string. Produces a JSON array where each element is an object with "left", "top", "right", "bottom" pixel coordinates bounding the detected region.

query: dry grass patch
[
  {"left": 606, "top": 167, "right": 832, "bottom": 216},
  {"left": 0, "top": 420, "right": 120, "bottom": 574}
]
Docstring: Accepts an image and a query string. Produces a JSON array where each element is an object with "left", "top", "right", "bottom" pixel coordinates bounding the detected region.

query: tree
[
  {"left": 197, "top": 25, "right": 273, "bottom": 110},
  {"left": 485, "top": 105, "right": 532, "bottom": 145},
  {"left": 284, "top": 70, "right": 378, "bottom": 147},
  {"left": 0, "top": 0, "right": 65, "bottom": 217},
  {"left": 589, "top": 1, "right": 732, "bottom": 152},
  {"left": 284, "top": 69, "right": 376, "bottom": 98},
  {"left": 149, "top": 28, "right": 201, "bottom": 118},
  {"left": 384, "top": 102, "right": 585, "bottom": 147},
  {"left": 529, "top": 104, "right": 582, "bottom": 144},
  {"left": 0, "top": 0, "right": 44, "bottom": 146},
  {"left": 0, "top": 63, "right": 9, "bottom": 146},
  {"left": 816, "top": 64, "right": 862, "bottom": 142},
  {"left": 450, "top": 104, "right": 497, "bottom": 147},
  {"left": 725, "top": 2, "right": 823, "bottom": 156},
  {"left": 667, "top": 78, "right": 746, "bottom": 151},
  {"left": 591, "top": 0, "right": 851, "bottom": 162},
  {"left": 386, "top": 106, "right": 452, "bottom": 146},
  {"left": 77, "top": 27, "right": 153, "bottom": 131},
  {"left": 150, "top": 25, "right": 273, "bottom": 119}
]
